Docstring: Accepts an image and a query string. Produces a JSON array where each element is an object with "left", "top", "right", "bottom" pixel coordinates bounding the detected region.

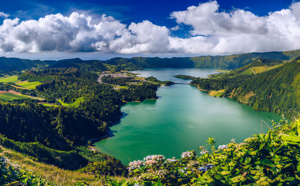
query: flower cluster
[
  {"left": 165, "top": 157, "right": 177, "bottom": 163},
  {"left": 198, "top": 164, "right": 214, "bottom": 172},
  {"left": 144, "top": 160, "right": 157, "bottom": 166},
  {"left": 218, "top": 145, "right": 228, "bottom": 150},
  {"left": 128, "top": 160, "right": 143, "bottom": 171},
  {"left": 144, "top": 155, "right": 165, "bottom": 161},
  {"left": 200, "top": 150, "right": 208, "bottom": 155},
  {"left": 181, "top": 151, "right": 192, "bottom": 158}
]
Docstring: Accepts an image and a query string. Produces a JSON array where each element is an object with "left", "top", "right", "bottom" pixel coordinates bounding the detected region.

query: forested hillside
[
  {"left": 191, "top": 57, "right": 300, "bottom": 118},
  {"left": 0, "top": 57, "right": 56, "bottom": 75},
  {"left": 105, "top": 50, "right": 300, "bottom": 69},
  {"left": 1, "top": 49, "right": 300, "bottom": 76}
]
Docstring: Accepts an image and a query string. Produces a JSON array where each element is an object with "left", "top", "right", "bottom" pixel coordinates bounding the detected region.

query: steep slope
[{"left": 192, "top": 57, "right": 300, "bottom": 118}]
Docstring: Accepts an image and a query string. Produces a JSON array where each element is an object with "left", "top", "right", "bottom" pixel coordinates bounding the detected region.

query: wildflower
[
  {"left": 144, "top": 155, "right": 165, "bottom": 161},
  {"left": 165, "top": 157, "right": 177, "bottom": 163},
  {"left": 218, "top": 145, "right": 228, "bottom": 150},
  {"left": 144, "top": 160, "right": 157, "bottom": 166},
  {"left": 206, "top": 164, "right": 214, "bottom": 169},
  {"left": 231, "top": 138, "right": 236, "bottom": 143},
  {"left": 200, "top": 150, "right": 208, "bottom": 155},
  {"left": 128, "top": 160, "right": 143, "bottom": 171},
  {"left": 198, "top": 166, "right": 207, "bottom": 172},
  {"left": 181, "top": 151, "right": 192, "bottom": 158},
  {"left": 179, "top": 167, "right": 187, "bottom": 173}
]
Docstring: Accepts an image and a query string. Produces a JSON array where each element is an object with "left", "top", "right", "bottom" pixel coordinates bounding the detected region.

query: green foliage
[
  {"left": 102, "top": 76, "right": 138, "bottom": 86},
  {"left": 120, "top": 82, "right": 158, "bottom": 102},
  {"left": 145, "top": 76, "right": 175, "bottom": 86},
  {"left": 192, "top": 58, "right": 300, "bottom": 118},
  {"left": 0, "top": 135, "right": 88, "bottom": 170},
  {"left": 174, "top": 74, "right": 196, "bottom": 80}
]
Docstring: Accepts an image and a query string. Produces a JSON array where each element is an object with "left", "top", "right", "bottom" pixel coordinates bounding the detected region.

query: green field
[
  {"left": 0, "top": 75, "right": 19, "bottom": 83},
  {"left": 58, "top": 97, "right": 84, "bottom": 107},
  {"left": 16, "top": 81, "right": 42, "bottom": 89},
  {"left": 0, "top": 93, "right": 29, "bottom": 101}
]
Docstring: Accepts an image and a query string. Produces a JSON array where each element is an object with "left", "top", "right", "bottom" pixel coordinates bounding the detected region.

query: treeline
[
  {"left": 174, "top": 75, "right": 196, "bottom": 80},
  {"left": 0, "top": 101, "right": 110, "bottom": 150},
  {"left": 120, "top": 83, "right": 158, "bottom": 102},
  {"left": 145, "top": 76, "right": 175, "bottom": 86},
  {"left": 104, "top": 50, "right": 299, "bottom": 69},
  {"left": 102, "top": 76, "right": 138, "bottom": 86},
  {"left": 192, "top": 58, "right": 300, "bottom": 118},
  {"left": 0, "top": 134, "right": 87, "bottom": 170}
]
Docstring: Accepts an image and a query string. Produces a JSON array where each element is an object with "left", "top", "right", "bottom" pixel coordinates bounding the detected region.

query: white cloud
[
  {"left": 1, "top": 1, "right": 300, "bottom": 56},
  {"left": 0, "top": 12, "right": 9, "bottom": 18},
  {"left": 169, "top": 1, "right": 300, "bottom": 54}
]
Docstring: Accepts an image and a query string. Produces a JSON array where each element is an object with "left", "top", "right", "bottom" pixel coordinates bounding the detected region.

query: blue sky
[{"left": 0, "top": 0, "right": 300, "bottom": 59}]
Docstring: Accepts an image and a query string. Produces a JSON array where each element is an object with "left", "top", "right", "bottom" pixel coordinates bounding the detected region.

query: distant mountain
[
  {"left": 105, "top": 50, "right": 300, "bottom": 69},
  {"left": 1, "top": 49, "right": 300, "bottom": 75},
  {"left": 0, "top": 57, "right": 57, "bottom": 75},
  {"left": 48, "top": 58, "right": 109, "bottom": 72}
]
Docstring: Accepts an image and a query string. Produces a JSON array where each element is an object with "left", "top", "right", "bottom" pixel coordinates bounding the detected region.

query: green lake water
[{"left": 95, "top": 68, "right": 282, "bottom": 165}]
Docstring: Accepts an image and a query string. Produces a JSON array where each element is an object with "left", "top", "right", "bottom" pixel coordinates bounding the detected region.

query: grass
[
  {"left": 58, "top": 97, "right": 84, "bottom": 107},
  {"left": 0, "top": 146, "right": 104, "bottom": 185},
  {"left": 16, "top": 81, "right": 42, "bottom": 90},
  {"left": 252, "top": 64, "right": 283, "bottom": 74},
  {"left": 0, "top": 75, "right": 19, "bottom": 83},
  {"left": 209, "top": 89, "right": 225, "bottom": 97},
  {"left": 0, "top": 93, "right": 29, "bottom": 101},
  {"left": 216, "top": 69, "right": 231, "bottom": 73},
  {"left": 41, "top": 103, "right": 59, "bottom": 107}
]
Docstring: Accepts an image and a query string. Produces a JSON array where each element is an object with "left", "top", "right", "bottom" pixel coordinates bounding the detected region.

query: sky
[{"left": 0, "top": 0, "right": 300, "bottom": 60}]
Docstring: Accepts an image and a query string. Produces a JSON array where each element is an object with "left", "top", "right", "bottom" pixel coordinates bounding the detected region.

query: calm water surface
[{"left": 96, "top": 68, "right": 282, "bottom": 164}]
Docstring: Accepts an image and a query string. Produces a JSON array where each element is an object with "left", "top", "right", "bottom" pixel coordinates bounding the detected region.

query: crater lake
[{"left": 95, "top": 68, "right": 282, "bottom": 164}]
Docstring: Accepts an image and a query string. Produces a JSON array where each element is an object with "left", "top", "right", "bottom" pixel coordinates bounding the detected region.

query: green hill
[
  {"left": 192, "top": 57, "right": 300, "bottom": 118},
  {"left": 2, "top": 49, "right": 300, "bottom": 76},
  {"left": 105, "top": 50, "right": 300, "bottom": 69}
]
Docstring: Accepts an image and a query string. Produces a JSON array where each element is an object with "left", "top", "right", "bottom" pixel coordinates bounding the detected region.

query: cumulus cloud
[
  {"left": 1, "top": 1, "right": 300, "bottom": 55},
  {"left": 170, "top": 1, "right": 300, "bottom": 54}
]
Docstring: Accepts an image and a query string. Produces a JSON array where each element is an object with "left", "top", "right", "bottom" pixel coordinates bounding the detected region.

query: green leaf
[
  {"left": 281, "top": 135, "right": 300, "bottom": 142},
  {"left": 261, "top": 159, "right": 273, "bottom": 167},
  {"left": 245, "top": 157, "right": 252, "bottom": 164},
  {"left": 284, "top": 163, "right": 292, "bottom": 169},
  {"left": 286, "top": 177, "right": 295, "bottom": 182},
  {"left": 259, "top": 143, "right": 265, "bottom": 150}
]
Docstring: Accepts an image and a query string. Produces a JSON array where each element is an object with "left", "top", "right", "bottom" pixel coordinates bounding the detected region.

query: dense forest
[
  {"left": 191, "top": 57, "right": 300, "bottom": 118},
  {"left": 0, "top": 66, "right": 160, "bottom": 181}
]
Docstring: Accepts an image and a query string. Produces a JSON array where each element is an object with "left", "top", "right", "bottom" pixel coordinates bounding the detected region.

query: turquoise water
[{"left": 95, "top": 68, "right": 282, "bottom": 164}]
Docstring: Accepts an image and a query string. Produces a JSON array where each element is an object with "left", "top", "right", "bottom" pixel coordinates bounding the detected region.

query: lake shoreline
[{"left": 93, "top": 68, "right": 282, "bottom": 164}]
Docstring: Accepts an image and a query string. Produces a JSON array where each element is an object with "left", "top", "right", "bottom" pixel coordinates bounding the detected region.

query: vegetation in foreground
[{"left": 1, "top": 117, "right": 299, "bottom": 185}]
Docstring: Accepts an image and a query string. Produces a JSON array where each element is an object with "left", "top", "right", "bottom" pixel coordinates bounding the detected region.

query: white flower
[
  {"left": 218, "top": 145, "right": 228, "bottom": 150},
  {"left": 200, "top": 150, "right": 208, "bottom": 155},
  {"left": 181, "top": 151, "right": 192, "bottom": 158}
]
